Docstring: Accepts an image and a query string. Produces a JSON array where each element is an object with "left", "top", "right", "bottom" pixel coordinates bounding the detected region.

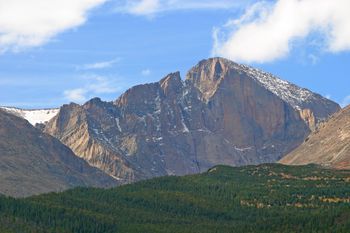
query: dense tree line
[{"left": 0, "top": 164, "right": 349, "bottom": 233}]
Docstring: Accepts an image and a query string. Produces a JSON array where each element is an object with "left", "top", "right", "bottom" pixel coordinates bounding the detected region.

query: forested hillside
[{"left": 0, "top": 164, "right": 349, "bottom": 233}]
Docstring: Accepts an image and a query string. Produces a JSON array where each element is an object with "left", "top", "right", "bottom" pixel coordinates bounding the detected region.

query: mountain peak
[
  {"left": 186, "top": 57, "right": 233, "bottom": 100},
  {"left": 43, "top": 58, "right": 340, "bottom": 184},
  {"left": 159, "top": 71, "right": 181, "bottom": 85},
  {"left": 186, "top": 58, "right": 339, "bottom": 124},
  {"left": 159, "top": 71, "right": 183, "bottom": 96}
]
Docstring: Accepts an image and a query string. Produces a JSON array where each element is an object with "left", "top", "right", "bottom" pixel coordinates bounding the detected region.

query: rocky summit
[
  {"left": 44, "top": 58, "right": 340, "bottom": 183},
  {"left": 280, "top": 104, "right": 350, "bottom": 170}
]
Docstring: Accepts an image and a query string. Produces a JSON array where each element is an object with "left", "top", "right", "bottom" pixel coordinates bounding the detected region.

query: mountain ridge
[
  {"left": 187, "top": 58, "right": 338, "bottom": 129},
  {"left": 280, "top": 104, "right": 350, "bottom": 169},
  {"left": 0, "top": 109, "right": 118, "bottom": 197},
  {"left": 43, "top": 57, "right": 340, "bottom": 183},
  {"left": 1, "top": 58, "right": 337, "bottom": 129},
  {"left": 0, "top": 107, "right": 59, "bottom": 126}
]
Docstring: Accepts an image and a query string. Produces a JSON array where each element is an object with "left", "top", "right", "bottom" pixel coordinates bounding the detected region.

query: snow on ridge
[
  {"left": 0, "top": 107, "right": 59, "bottom": 126},
  {"left": 231, "top": 62, "right": 318, "bottom": 110},
  {"left": 191, "top": 58, "right": 326, "bottom": 111}
]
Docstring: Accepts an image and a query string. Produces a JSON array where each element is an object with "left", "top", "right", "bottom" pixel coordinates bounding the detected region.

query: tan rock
[
  {"left": 280, "top": 105, "right": 350, "bottom": 169},
  {"left": 0, "top": 109, "right": 118, "bottom": 197},
  {"left": 44, "top": 58, "right": 340, "bottom": 183}
]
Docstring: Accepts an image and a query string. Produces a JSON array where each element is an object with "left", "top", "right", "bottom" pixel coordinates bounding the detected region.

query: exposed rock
[
  {"left": 298, "top": 109, "right": 316, "bottom": 131},
  {"left": 280, "top": 105, "right": 350, "bottom": 170},
  {"left": 44, "top": 58, "right": 340, "bottom": 183},
  {"left": 0, "top": 109, "right": 118, "bottom": 197}
]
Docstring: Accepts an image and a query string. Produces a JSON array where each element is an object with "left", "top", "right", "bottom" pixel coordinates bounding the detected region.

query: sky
[{"left": 0, "top": 0, "right": 349, "bottom": 109}]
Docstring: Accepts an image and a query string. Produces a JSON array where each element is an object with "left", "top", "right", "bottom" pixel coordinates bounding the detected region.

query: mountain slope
[
  {"left": 0, "top": 164, "right": 349, "bottom": 233},
  {"left": 44, "top": 57, "right": 340, "bottom": 183},
  {"left": 0, "top": 109, "right": 118, "bottom": 197},
  {"left": 0, "top": 107, "right": 59, "bottom": 126},
  {"left": 190, "top": 59, "right": 337, "bottom": 119},
  {"left": 280, "top": 105, "right": 350, "bottom": 169}
]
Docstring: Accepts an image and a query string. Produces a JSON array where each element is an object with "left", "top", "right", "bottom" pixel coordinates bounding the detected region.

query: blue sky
[{"left": 0, "top": 0, "right": 349, "bottom": 108}]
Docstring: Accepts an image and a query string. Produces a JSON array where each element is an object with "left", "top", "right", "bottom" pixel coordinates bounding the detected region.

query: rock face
[
  {"left": 0, "top": 109, "right": 118, "bottom": 197},
  {"left": 44, "top": 58, "right": 340, "bottom": 183},
  {"left": 280, "top": 105, "right": 350, "bottom": 170}
]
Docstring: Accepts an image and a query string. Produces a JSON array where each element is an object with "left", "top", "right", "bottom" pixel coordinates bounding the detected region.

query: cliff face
[
  {"left": 44, "top": 58, "right": 340, "bottom": 183},
  {"left": 0, "top": 109, "right": 118, "bottom": 197},
  {"left": 280, "top": 105, "right": 350, "bottom": 170}
]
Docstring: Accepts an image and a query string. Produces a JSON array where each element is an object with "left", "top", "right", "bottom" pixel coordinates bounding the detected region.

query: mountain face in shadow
[{"left": 0, "top": 109, "right": 118, "bottom": 197}]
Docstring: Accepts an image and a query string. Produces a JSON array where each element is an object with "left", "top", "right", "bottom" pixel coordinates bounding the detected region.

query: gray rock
[
  {"left": 44, "top": 58, "right": 340, "bottom": 183},
  {"left": 0, "top": 109, "right": 118, "bottom": 197}
]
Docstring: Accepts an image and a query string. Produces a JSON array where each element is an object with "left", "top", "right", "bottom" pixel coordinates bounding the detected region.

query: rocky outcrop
[
  {"left": 280, "top": 105, "right": 350, "bottom": 170},
  {"left": 0, "top": 109, "right": 118, "bottom": 197},
  {"left": 44, "top": 58, "right": 340, "bottom": 183},
  {"left": 298, "top": 109, "right": 316, "bottom": 131}
]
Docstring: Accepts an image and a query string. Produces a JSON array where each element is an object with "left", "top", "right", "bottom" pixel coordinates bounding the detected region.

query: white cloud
[
  {"left": 116, "top": 0, "right": 250, "bottom": 16},
  {"left": 0, "top": 0, "right": 107, "bottom": 52},
  {"left": 141, "top": 69, "right": 151, "bottom": 76},
  {"left": 308, "top": 54, "right": 320, "bottom": 65},
  {"left": 341, "top": 95, "right": 350, "bottom": 108},
  {"left": 213, "top": 0, "right": 350, "bottom": 63},
  {"left": 78, "top": 58, "right": 120, "bottom": 70},
  {"left": 63, "top": 75, "right": 120, "bottom": 103},
  {"left": 64, "top": 88, "right": 87, "bottom": 102},
  {"left": 88, "top": 76, "right": 119, "bottom": 94},
  {"left": 129, "top": 0, "right": 160, "bottom": 15}
]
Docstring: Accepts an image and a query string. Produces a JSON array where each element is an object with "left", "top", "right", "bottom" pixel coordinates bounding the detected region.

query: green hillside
[{"left": 0, "top": 164, "right": 349, "bottom": 233}]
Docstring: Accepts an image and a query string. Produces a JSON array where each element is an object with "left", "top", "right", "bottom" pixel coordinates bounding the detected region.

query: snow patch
[
  {"left": 234, "top": 146, "right": 253, "bottom": 152},
  {"left": 154, "top": 91, "right": 162, "bottom": 132},
  {"left": 0, "top": 107, "right": 59, "bottom": 125},
  {"left": 180, "top": 115, "right": 189, "bottom": 133},
  {"left": 234, "top": 63, "right": 316, "bottom": 110},
  {"left": 115, "top": 118, "right": 122, "bottom": 132},
  {"left": 109, "top": 174, "right": 122, "bottom": 181}
]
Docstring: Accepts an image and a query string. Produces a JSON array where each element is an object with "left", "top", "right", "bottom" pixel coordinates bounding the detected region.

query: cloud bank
[
  {"left": 0, "top": 0, "right": 107, "bottom": 52},
  {"left": 213, "top": 0, "right": 350, "bottom": 63}
]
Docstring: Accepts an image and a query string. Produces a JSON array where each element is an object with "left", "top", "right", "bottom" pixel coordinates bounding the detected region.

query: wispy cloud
[
  {"left": 341, "top": 95, "right": 350, "bottom": 108},
  {"left": 141, "top": 69, "right": 151, "bottom": 76},
  {"left": 63, "top": 75, "right": 121, "bottom": 103},
  {"left": 64, "top": 88, "right": 87, "bottom": 103},
  {"left": 308, "top": 54, "right": 320, "bottom": 65},
  {"left": 0, "top": 0, "right": 107, "bottom": 52},
  {"left": 212, "top": 0, "right": 350, "bottom": 63},
  {"left": 78, "top": 58, "right": 120, "bottom": 70},
  {"left": 115, "top": 0, "right": 250, "bottom": 16}
]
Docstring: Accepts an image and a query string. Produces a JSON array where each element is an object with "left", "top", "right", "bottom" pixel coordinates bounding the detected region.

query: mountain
[
  {"left": 0, "top": 164, "right": 349, "bottom": 233},
  {"left": 0, "top": 107, "right": 59, "bottom": 126},
  {"left": 280, "top": 105, "right": 350, "bottom": 169},
  {"left": 44, "top": 58, "right": 340, "bottom": 183},
  {"left": 0, "top": 109, "right": 118, "bottom": 197}
]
